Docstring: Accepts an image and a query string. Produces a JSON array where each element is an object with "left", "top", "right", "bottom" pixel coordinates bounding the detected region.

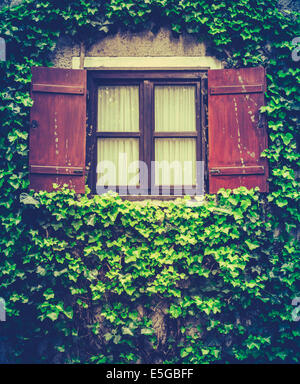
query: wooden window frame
[{"left": 87, "top": 70, "right": 207, "bottom": 196}]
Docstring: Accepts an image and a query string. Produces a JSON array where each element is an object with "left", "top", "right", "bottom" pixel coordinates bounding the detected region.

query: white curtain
[
  {"left": 155, "top": 85, "right": 196, "bottom": 132},
  {"left": 155, "top": 138, "right": 196, "bottom": 186},
  {"left": 155, "top": 85, "right": 196, "bottom": 186},
  {"left": 97, "top": 138, "right": 139, "bottom": 186},
  {"left": 97, "top": 86, "right": 139, "bottom": 186},
  {"left": 98, "top": 86, "right": 139, "bottom": 132}
]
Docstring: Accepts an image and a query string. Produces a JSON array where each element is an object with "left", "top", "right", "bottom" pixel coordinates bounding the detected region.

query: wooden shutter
[
  {"left": 29, "top": 67, "right": 87, "bottom": 193},
  {"left": 208, "top": 67, "right": 268, "bottom": 193}
]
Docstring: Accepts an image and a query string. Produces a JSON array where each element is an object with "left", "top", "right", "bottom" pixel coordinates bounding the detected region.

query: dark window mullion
[
  {"left": 143, "top": 80, "right": 153, "bottom": 193},
  {"left": 91, "top": 79, "right": 99, "bottom": 194},
  {"left": 196, "top": 81, "right": 202, "bottom": 163},
  {"left": 139, "top": 81, "right": 144, "bottom": 164},
  {"left": 137, "top": 80, "right": 145, "bottom": 192},
  {"left": 95, "top": 132, "right": 140, "bottom": 138}
]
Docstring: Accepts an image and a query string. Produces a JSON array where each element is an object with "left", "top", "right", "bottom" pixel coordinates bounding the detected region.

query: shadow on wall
[{"left": 0, "top": 338, "right": 8, "bottom": 364}]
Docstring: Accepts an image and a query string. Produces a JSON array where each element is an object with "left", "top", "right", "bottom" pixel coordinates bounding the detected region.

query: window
[
  {"left": 29, "top": 66, "right": 268, "bottom": 196},
  {"left": 89, "top": 71, "right": 205, "bottom": 196}
]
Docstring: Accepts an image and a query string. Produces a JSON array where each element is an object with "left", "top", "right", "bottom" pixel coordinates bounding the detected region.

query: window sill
[{"left": 118, "top": 195, "right": 206, "bottom": 204}]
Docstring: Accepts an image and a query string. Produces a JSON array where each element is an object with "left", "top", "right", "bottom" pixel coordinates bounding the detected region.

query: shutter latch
[
  {"left": 31, "top": 120, "right": 38, "bottom": 129},
  {"left": 73, "top": 169, "right": 83, "bottom": 175}
]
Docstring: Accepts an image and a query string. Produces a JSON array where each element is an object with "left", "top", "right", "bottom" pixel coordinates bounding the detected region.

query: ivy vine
[{"left": 0, "top": 0, "right": 299, "bottom": 363}]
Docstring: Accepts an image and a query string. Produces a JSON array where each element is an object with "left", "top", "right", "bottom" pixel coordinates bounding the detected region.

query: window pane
[
  {"left": 97, "top": 138, "right": 139, "bottom": 186},
  {"left": 155, "top": 138, "right": 196, "bottom": 185},
  {"left": 155, "top": 85, "right": 196, "bottom": 132},
  {"left": 98, "top": 86, "right": 139, "bottom": 132}
]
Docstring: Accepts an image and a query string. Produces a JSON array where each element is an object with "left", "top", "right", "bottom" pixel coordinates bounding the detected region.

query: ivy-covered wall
[{"left": 0, "top": 0, "right": 299, "bottom": 363}]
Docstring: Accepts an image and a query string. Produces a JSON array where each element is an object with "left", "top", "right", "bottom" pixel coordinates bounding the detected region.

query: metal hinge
[{"left": 258, "top": 113, "right": 265, "bottom": 129}]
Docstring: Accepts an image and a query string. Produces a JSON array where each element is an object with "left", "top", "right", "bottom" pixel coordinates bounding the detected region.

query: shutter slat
[
  {"left": 29, "top": 67, "right": 87, "bottom": 193},
  {"left": 210, "top": 84, "right": 263, "bottom": 95},
  {"left": 32, "top": 84, "right": 85, "bottom": 94},
  {"left": 208, "top": 67, "right": 268, "bottom": 193},
  {"left": 30, "top": 165, "right": 84, "bottom": 175},
  {"left": 210, "top": 166, "right": 265, "bottom": 176}
]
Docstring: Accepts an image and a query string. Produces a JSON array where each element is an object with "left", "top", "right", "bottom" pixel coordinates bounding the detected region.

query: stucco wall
[
  {"left": 85, "top": 29, "right": 207, "bottom": 57},
  {"left": 49, "top": 29, "right": 222, "bottom": 70},
  {"left": 49, "top": 38, "right": 80, "bottom": 69}
]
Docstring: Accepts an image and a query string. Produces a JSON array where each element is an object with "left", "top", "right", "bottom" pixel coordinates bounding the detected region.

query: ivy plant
[{"left": 0, "top": 0, "right": 299, "bottom": 363}]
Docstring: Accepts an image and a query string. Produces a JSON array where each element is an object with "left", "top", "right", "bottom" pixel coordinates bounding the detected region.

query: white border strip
[{"left": 72, "top": 56, "right": 223, "bottom": 70}]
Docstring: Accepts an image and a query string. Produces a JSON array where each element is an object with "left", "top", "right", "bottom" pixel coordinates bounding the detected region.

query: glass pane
[
  {"left": 155, "top": 138, "right": 196, "bottom": 185},
  {"left": 97, "top": 138, "right": 139, "bottom": 186},
  {"left": 98, "top": 86, "right": 139, "bottom": 132},
  {"left": 155, "top": 85, "right": 196, "bottom": 132}
]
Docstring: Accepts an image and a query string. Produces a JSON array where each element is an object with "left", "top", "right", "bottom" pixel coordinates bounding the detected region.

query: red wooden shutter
[
  {"left": 29, "top": 67, "right": 87, "bottom": 193},
  {"left": 208, "top": 67, "right": 268, "bottom": 193}
]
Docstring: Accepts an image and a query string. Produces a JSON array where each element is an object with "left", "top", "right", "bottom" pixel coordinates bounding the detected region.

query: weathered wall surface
[
  {"left": 49, "top": 28, "right": 220, "bottom": 69},
  {"left": 85, "top": 29, "right": 207, "bottom": 57},
  {"left": 49, "top": 38, "right": 80, "bottom": 69}
]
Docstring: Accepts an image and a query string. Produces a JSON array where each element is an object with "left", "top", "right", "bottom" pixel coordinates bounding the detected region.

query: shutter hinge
[
  {"left": 258, "top": 113, "right": 265, "bottom": 129},
  {"left": 210, "top": 169, "right": 220, "bottom": 174}
]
